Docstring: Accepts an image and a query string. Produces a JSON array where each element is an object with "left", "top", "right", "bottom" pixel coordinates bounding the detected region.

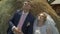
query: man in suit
[{"left": 7, "top": 1, "right": 35, "bottom": 34}]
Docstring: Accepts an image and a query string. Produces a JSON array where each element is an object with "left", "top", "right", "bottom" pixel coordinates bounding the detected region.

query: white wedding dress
[{"left": 33, "top": 13, "right": 59, "bottom": 34}]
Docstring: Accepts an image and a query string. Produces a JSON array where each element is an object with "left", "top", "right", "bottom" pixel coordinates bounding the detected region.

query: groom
[{"left": 7, "top": 1, "right": 35, "bottom": 34}]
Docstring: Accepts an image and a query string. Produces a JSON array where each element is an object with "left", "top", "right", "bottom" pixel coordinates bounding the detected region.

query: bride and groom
[{"left": 7, "top": 1, "right": 59, "bottom": 34}]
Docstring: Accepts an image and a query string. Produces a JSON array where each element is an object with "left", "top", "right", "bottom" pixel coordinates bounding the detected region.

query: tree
[{"left": 0, "top": 0, "right": 16, "bottom": 34}]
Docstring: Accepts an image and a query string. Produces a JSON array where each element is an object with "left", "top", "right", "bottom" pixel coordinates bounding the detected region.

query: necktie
[{"left": 17, "top": 13, "right": 27, "bottom": 30}]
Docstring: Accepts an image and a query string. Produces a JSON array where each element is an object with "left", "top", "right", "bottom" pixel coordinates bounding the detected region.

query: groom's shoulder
[{"left": 16, "top": 9, "right": 22, "bottom": 13}]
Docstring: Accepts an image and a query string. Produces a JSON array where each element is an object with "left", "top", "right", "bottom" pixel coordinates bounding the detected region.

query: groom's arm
[
  {"left": 9, "top": 10, "right": 21, "bottom": 31},
  {"left": 9, "top": 10, "right": 21, "bottom": 30},
  {"left": 9, "top": 12, "right": 17, "bottom": 31}
]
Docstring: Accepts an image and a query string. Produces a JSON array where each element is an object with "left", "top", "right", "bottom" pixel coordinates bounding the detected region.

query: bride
[{"left": 33, "top": 12, "right": 59, "bottom": 34}]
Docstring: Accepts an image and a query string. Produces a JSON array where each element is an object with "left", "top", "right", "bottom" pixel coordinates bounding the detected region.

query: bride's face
[{"left": 37, "top": 13, "right": 45, "bottom": 22}]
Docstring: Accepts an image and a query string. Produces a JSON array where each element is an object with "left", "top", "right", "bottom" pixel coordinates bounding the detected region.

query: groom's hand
[
  {"left": 13, "top": 27, "right": 23, "bottom": 34},
  {"left": 14, "top": 27, "right": 20, "bottom": 32}
]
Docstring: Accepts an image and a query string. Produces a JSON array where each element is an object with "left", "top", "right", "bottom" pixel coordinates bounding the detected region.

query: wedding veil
[{"left": 33, "top": 12, "right": 59, "bottom": 34}]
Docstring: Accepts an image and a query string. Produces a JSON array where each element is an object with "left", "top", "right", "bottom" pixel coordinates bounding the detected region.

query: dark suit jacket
[{"left": 7, "top": 10, "right": 35, "bottom": 34}]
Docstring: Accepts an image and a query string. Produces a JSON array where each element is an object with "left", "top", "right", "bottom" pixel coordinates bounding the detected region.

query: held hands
[{"left": 13, "top": 27, "right": 23, "bottom": 34}]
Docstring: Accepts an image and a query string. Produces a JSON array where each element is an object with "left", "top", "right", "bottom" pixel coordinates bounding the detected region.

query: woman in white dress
[{"left": 33, "top": 12, "right": 59, "bottom": 34}]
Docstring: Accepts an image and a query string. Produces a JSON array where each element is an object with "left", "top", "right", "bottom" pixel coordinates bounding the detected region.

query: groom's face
[{"left": 22, "top": 1, "right": 31, "bottom": 10}]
